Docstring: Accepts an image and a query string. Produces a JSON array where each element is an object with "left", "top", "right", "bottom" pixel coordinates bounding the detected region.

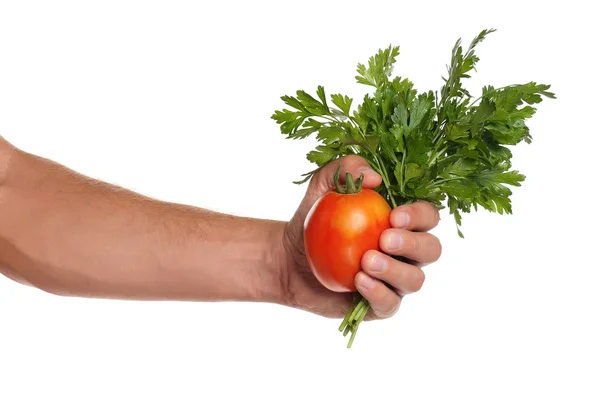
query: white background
[{"left": 1, "top": 1, "right": 598, "bottom": 397}]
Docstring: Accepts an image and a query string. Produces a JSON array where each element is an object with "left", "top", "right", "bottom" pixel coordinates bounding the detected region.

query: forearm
[{"left": 0, "top": 140, "right": 286, "bottom": 303}]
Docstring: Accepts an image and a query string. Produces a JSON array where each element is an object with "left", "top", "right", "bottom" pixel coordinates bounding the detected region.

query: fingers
[
  {"left": 354, "top": 200, "right": 441, "bottom": 320},
  {"left": 390, "top": 201, "right": 440, "bottom": 232},
  {"left": 292, "top": 156, "right": 382, "bottom": 223},
  {"left": 355, "top": 271, "right": 402, "bottom": 318},
  {"left": 355, "top": 249, "right": 429, "bottom": 319},
  {"left": 379, "top": 228, "right": 442, "bottom": 265},
  {"left": 361, "top": 250, "right": 426, "bottom": 295}
]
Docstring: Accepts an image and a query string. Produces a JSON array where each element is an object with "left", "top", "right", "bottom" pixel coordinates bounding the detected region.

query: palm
[{"left": 282, "top": 220, "right": 353, "bottom": 318}]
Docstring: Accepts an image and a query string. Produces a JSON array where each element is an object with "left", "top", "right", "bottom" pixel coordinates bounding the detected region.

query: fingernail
[
  {"left": 386, "top": 232, "right": 404, "bottom": 250},
  {"left": 369, "top": 254, "right": 387, "bottom": 272},
  {"left": 394, "top": 212, "right": 410, "bottom": 228},
  {"left": 359, "top": 273, "right": 376, "bottom": 289}
]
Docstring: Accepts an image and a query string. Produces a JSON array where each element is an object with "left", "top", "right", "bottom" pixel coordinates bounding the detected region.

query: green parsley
[{"left": 272, "top": 29, "right": 555, "bottom": 346}]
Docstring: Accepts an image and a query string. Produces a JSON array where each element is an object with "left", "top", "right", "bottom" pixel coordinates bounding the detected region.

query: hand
[{"left": 281, "top": 155, "right": 442, "bottom": 320}]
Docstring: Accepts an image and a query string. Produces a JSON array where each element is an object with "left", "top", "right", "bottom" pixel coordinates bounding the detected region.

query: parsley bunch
[
  {"left": 272, "top": 29, "right": 554, "bottom": 237},
  {"left": 272, "top": 29, "right": 554, "bottom": 347}
]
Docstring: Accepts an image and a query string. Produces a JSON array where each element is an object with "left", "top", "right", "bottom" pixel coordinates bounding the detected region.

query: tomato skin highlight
[{"left": 303, "top": 189, "right": 392, "bottom": 293}]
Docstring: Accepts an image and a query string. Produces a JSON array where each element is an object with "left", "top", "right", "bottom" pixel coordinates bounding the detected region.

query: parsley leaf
[
  {"left": 355, "top": 45, "right": 400, "bottom": 87},
  {"left": 272, "top": 29, "right": 555, "bottom": 236},
  {"left": 331, "top": 94, "right": 353, "bottom": 116}
]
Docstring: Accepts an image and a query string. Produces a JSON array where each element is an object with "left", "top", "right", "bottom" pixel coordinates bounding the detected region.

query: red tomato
[{"left": 303, "top": 189, "right": 392, "bottom": 293}]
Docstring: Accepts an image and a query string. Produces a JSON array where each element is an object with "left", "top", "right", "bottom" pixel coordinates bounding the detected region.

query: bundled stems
[{"left": 339, "top": 295, "right": 370, "bottom": 348}]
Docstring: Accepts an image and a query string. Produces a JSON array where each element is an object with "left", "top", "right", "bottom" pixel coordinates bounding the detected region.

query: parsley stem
[
  {"left": 400, "top": 150, "right": 406, "bottom": 195},
  {"left": 339, "top": 296, "right": 370, "bottom": 348},
  {"left": 430, "top": 176, "right": 465, "bottom": 187},
  {"left": 338, "top": 294, "right": 360, "bottom": 332},
  {"left": 373, "top": 155, "right": 396, "bottom": 208},
  {"left": 343, "top": 324, "right": 352, "bottom": 337},
  {"left": 347, "top": 328, "right": 358, "bottom": 348},
  {"left": 428, "top": 146, "right": 448, "bottom": 166},
  {"left": 350, "top": 118, "right": 398, "bottom": 208},
  {"left": 319, "top": 115, "right": 341, "bottom": 124}
]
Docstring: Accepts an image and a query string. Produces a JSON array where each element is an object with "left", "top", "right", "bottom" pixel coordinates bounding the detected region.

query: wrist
[{"left": 259, "top": 220, "right": 290, "bottom": 305}]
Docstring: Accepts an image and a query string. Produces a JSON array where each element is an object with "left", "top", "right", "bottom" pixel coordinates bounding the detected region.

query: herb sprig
[{"left": 272, "top": 29, "right": 555, "bottom": 237}]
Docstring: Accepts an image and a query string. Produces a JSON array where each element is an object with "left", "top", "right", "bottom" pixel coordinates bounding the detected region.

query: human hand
[{"left": 280, "top": 155, "right": 442, "bottom": 319}]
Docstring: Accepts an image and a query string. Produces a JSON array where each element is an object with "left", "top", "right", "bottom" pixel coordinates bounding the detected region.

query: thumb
[{"left": 292, "top": 155, "right": 382, "bottom": 224}]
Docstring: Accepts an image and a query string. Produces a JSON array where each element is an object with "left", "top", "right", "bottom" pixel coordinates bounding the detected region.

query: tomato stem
[{"left": 333, "top": 164, "right": 364, "bottom": 194}]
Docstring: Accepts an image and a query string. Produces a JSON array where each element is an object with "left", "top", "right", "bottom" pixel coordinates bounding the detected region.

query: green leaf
[
  {"left": 296, "top": 90, "right": 329, "bottom": 115},
  {"left": 441, "top": 157, "right": 478, "bottom": 178},
  {"left": 331, "top": 94, "right": 353, "bottom": 116},
  {"left": 271, "top": 109, "right": 297, "bottom": 124},
  {"left": 351, "top": 109, "right": 366, "bottom": 131},
  {"left": 392, "top": 104, "right": 409, "bottom": 128},
  {"left": 447, "top": 124, "right": 469, "bottom": 142},
  {"left": 440, "top": 29, "right": 496, "bottom": 105},
  {"left": 317, "top": 125, "right": 347, "bottom": 144},
  {"left": 307, "top": 145, "right": 338, "bottom": 166},
  {"left": 317, "top": 85, "right": 329, "bottom": 110},
  {"left": 495, "top": 170, "right": 526, "bottom": 186},
  {"left": 404, "top": 163, "right": 425, "bottom": 182},
  {"left": 366, "top": 136, "right": 379, "bottom": 152},
  {"left": 379, "top": 85, "right": 396, "bottom": 122},
  {"left": 455, "top": 213, "right": 465, "bottom": 238},
  {"left": 361, "top": 95, "right": 380, "bottom": 126},
  {"left": 472, "top": 97, "right": 496, "bottom": 126},
  {"left": 443, "top": 179, "right": 479, "bottom": 198},
  {"left": 281, "top": 95, "right": 307, "bottom": 112},
  {"left": 409, "top": 93, "right": 435, "bottom": 131},
  {"left": 355, "top": 45, "right": 400, "bottom": 87},
  {"left": 292, "top": 169, "right": 318, "bottom": 185},
  {"left": 380, "top": 132, "right": 399, "bottom": 164},
  {"left": 391, "top": 77, "right": 417, "bottom": 102}
]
